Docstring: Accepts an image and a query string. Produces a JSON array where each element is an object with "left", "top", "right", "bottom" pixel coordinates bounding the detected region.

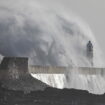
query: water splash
[{"left": 0, "top": 0, "right": 105, "bottom": 94}]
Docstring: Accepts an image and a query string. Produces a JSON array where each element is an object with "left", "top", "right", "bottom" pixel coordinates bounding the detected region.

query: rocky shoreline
[{"left": 0, "top": 83, "right": 105, "bottom": 105}]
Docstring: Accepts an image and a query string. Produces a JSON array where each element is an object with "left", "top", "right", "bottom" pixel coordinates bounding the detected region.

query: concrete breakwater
[
  {"left": 0, "top": 57, "right": 105, "bottom": 105},
  {"left": 0, "top": 57, "right": 105, "bottom": 76},
  {"left": 29, "top": 66, "right": 105, "bottom": 75},
  {"left": 0, "top": 57, "right": 105, "bottom": 94},
  {"left": 0, "top": 57, "right": 48, "bottom": 93}
]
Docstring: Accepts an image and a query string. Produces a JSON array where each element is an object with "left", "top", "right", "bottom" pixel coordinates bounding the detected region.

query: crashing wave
[{"left": 0, "top": 0, "right": 105, "bottom": 94}]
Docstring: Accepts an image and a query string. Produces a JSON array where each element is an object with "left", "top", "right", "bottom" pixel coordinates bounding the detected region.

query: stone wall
[
  {"left": 0, "top": 57, "right": 47, "bottom": 92},
  {"left": 0, "top": 57, "right": 28, "bottom": 80}
]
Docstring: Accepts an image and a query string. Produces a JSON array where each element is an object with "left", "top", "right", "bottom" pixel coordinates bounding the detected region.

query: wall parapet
[{"left": 0, "top": 57, "right": 105, "bottom": 75}]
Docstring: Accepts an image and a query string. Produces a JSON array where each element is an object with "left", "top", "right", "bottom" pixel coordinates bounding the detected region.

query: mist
[{"left": 0, "top": 0, "right": 105, "bottom": 94}]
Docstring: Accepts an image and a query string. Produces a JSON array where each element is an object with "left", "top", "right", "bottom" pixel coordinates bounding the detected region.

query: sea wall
[
  {"left": 0, "top": 57, "right": 47, "bottom": 92},
  {"left": 0, "top": 57, "right": 28, "bottom": 80},
  {"left": 29, "top": 66, "right": 105, "bottom": 75},
  {"left": 0, "top": 57, "right": 105, "bottom": 94},
  {"left": 0, "top": 57, "right": 105, "bottom": 76}
]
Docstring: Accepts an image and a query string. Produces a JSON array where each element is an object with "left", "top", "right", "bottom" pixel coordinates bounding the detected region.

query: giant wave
[{"left": 0, "top": 0, "right": 105, "bottom": 94}]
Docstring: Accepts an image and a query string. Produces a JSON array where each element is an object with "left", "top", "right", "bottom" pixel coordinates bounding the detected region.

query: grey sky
[
  {"left": 64, "top": 0, "right": 105, "bottom": 53},
  {"left": 1, "top": 0, "right": 105, "bottom": 53},
  {"left": 41, "top": 0, "right": 105, "bottom": 54},
  {"left": 0, "top": 0, "right": 105, "bottom": 60}
]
